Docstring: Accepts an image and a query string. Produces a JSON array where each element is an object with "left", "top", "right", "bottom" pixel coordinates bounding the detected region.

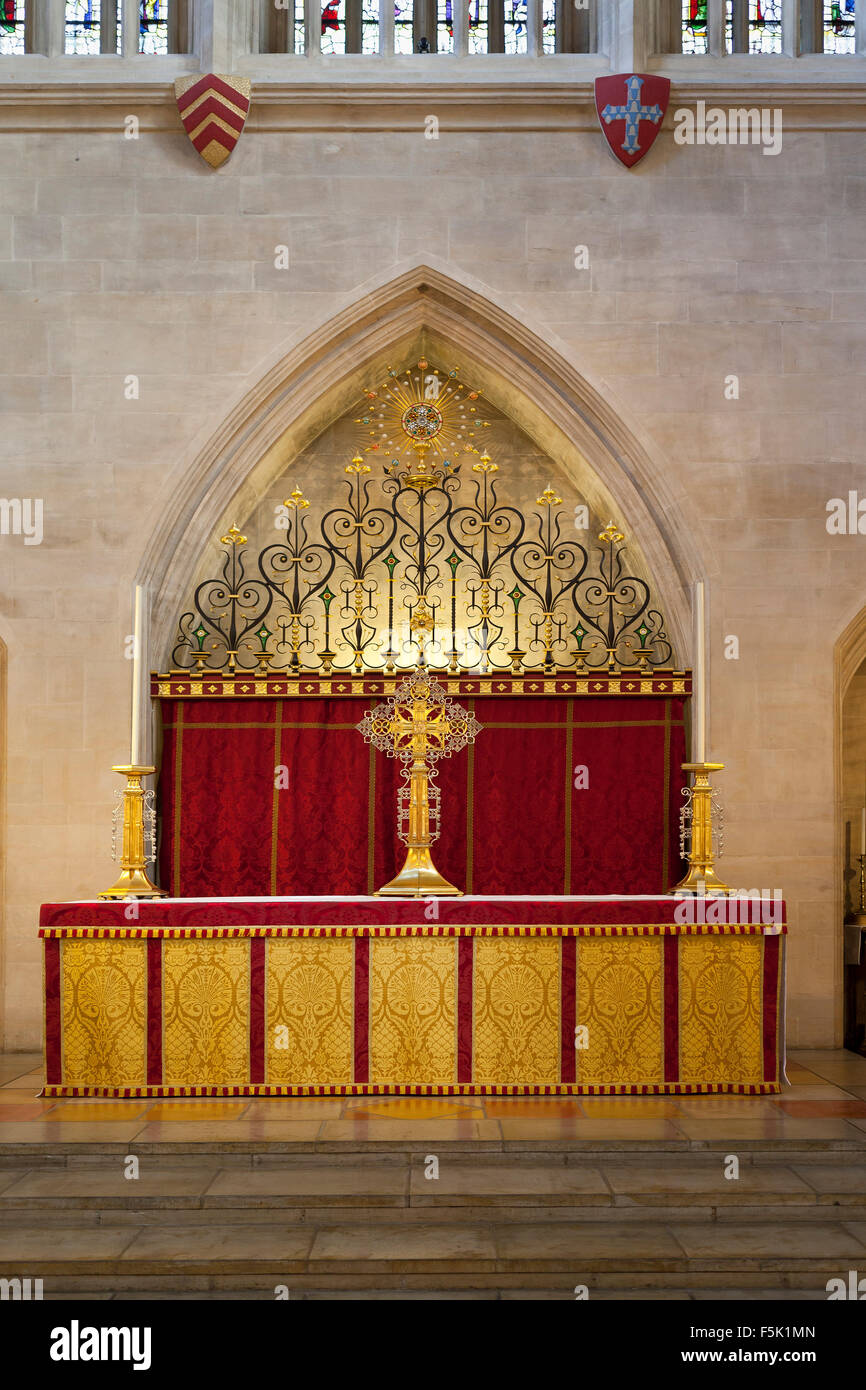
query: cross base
[{"left": 375, "top": 845, "right": 463, "bottom": 898}]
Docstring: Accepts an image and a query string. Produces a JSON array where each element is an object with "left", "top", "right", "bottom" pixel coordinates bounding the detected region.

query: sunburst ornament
[{"left": 354, "top": 359, "right": 490, "bottom": 470}]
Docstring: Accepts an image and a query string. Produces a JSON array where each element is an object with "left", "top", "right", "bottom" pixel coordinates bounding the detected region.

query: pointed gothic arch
[
  {"left": 140, "top": 265, "right": 702, "bottom": 670},
  {"left": 832, "top": 603, "right": 866, "bottom": 1047}
]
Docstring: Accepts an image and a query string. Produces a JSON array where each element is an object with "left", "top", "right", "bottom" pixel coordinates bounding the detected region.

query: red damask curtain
[{"left": 156, "top": 695, "right": 686, "bottom": 897}]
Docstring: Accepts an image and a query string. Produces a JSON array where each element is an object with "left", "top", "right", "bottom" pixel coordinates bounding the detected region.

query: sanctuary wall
[{"left": 1, "top": 84, "right": 863, "bottom": 1048}]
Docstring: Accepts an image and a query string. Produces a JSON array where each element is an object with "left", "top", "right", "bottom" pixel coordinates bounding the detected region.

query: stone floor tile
[
  {"left": 785, "top": 1068, "right": 825, "bottom": 1084},
  {"left": 0, "top": 1168, "right": 30, "bottom": 1194},
  {"left": 691, "top": 1289, "right": 826, "bottom": 1300},
  {"left": 0, "top": 1121, "right": 146, "bottom": 1144},
  {"left": 204, "top": 1165, "right": 408, "bottom": 1201},
  {"left": 142, "top": 1102, "right": 251, "bottom": 1122},
  {"left": 497, "top": 1118, "right": 684, "bottom": 1141},
  {"left": 790, "top": 1164, "right": 866, "bottom": 1195},
  {"left": 578, "top": 1099, "right": 683, "bottom": 1118},
  {"left": 37, "top": 1102, "right": 149, "bottom": 1123},
  {"left": 0, "top": 1056, "right": 41, "bottom": 1083},
  {"left": 0, "top": 1071, "right": 44, "bottom": 1090},
  {"left": 494, "top": 1222, "right": 684, "bottom": 1259},
  {"left": 119, "top": 1224, "right": 315, "bottom": 1261},
  {"left": 408, "top": 1162, "right": 609, "bottom": 1202},
  {"left": 670, "top": 1223, "right": 866, "bottom": 1258},
  {"left": 777, "top": 1086, "right": 860, "bottom": 1100},
  {"left": 483, "top": 1100, "right": 586, "bottom": 1118},
  {"left": 582, "top": 1290, "right": 694, "bottom": 1300},
  {"left": 309, "top": 1223, "right": 496, "bottom": 1262},
  {"left": 600, "top": 1161, "right": 814, "bottom": 1200},
  {"left": 672, "top": 1117, "right": 864, "bottom": 1141},
  {"left": 669, "top": 1098, "right": 785, "bottom": 1118},
  {"left": 133, "top": 1120, "right": 323, "bottom": 1143},
  {"left": 345, "top": 1101, "right": 485, "bottom": 1120},
  {"left": 0, "top": 1226, "right": 137, "bottom": 1259},
  {"left": 242, "top": 1100, "right": 345, "bottom": 1119},
  {"left": 296, "top": 1289, "right": 498, "bottom": 1300},
  {"left": 0, "top": 1100, "right": 59, "bottom": 1120},
  {"left": 779, "top": 1099, "right": 866, "bottom": 1118},
  {"left": 1, "top": 1167, "right": 220, "bottom": 1200},
  {"left": 319, "top": 1119, "right": 501, "bottom": 1142}
]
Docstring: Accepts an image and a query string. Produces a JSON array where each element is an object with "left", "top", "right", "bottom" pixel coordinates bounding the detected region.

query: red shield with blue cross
[{"left": 594, "top": 74, "right": 671, "bottom": 169}]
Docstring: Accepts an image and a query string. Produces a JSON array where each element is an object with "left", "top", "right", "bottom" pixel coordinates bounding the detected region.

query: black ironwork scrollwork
[{"left": 170, "top": 447, "right": 675, "bottom": 677}]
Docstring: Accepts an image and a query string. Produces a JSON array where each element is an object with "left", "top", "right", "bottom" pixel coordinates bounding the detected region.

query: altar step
[{"left": 1, "top": 1149, "right": 865, "bottom": 1296}]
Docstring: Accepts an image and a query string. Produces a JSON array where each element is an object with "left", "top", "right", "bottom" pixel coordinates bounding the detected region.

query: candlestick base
[
  {"left": 99, "top": 765, "right": 167, "bottom": 900},
  {"left": 669, "top": 761, "right": 731, "bottom": 895}
]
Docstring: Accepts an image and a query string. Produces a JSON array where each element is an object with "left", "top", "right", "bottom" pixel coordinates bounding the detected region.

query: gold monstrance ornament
[{"left": 358, "top": 670, "right": 481, "bottom": 897}]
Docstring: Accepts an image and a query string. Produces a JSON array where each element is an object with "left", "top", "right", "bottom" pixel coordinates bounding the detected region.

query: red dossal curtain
[{"left": 157, "top": 695, "right": 686, "bottom": 897}]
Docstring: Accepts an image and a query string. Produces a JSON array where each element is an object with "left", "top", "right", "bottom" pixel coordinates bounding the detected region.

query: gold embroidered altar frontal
[{"left": 40, "top": 901, "right": 786, "bottom": 1097}]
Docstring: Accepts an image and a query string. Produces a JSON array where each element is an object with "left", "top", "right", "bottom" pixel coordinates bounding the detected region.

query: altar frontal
[{"left": 40, "top": 899, "right": 785, "bottom": 1098}]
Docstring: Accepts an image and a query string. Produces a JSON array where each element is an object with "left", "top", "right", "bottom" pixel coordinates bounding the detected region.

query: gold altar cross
[{"left": 359, "top": 670, "right": 480, "bottom": 897}]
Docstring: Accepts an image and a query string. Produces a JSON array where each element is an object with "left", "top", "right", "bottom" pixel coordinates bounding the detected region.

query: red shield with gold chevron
[{"left": 174, "top": 74, "right": 251, "bottom": 170}]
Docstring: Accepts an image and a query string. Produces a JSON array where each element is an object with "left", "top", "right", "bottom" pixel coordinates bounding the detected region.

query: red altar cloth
[
  {"left": 39, "top": 896, "right": 786, "bottom": 1098},
  {"left": 155, "top": 695, "right": 687, "bottom": 898}
]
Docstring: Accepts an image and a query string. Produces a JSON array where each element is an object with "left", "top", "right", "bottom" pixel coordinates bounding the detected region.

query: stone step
[
  {"left": 1, "top": 1144, "right": 861, "bottom": 1292},
  {"left": 32, "top": 1287, "right": 835, "bottom": 1301},
  {"left": 1, "top": 1217, "right": 864, "bottom": 1291},
  {"left": 1, "top": 1159, "right": 863, "bottom": 1219},
  {"left": 1, "top": 1138, "right": 864, "bottom": 1168}
]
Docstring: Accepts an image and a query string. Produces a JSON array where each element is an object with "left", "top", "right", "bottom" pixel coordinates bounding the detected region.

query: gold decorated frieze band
[
  {"left": 38, "top": 920, "right": 785, "bottom": 939},
  {"left": 41, "top": 1081, "right": 783, "bottom": 1098},
  {"left": 151, "top": 670, "right": 692, "bottom": 700}
]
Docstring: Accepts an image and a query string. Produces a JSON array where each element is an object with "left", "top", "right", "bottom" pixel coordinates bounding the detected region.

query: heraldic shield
[
  {"left": 594, "top": 73, "right": 670, "bottom": 170},
  {"left": 174, "top": 74, "right": 251, "bottom": 170}
]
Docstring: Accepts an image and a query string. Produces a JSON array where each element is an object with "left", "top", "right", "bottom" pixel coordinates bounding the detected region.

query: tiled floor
[{"left": 2, "top": 1049, "right": 866, "bottom": 1145}]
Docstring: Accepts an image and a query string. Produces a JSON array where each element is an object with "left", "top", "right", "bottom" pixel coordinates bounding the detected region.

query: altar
[
  {"left": 40, "top": 359, "right": 787, "bottom": 1103},
  {"left": 40, "top": 895, "right": 785, "bottom": 1097}
]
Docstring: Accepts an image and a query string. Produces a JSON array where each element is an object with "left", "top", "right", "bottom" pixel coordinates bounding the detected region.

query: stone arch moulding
[
  {"left": 831, "top": 602, "right": 866, "bottom": 1047},
  {"left": 141, "top": 264, "right": 702, "bottom": 669}
]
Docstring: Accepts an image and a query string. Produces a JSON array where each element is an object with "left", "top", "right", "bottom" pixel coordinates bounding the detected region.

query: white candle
[
  {"left": 693, "top": 580, "right": 707, "bottom": 764},
  {"left": 860, "top": 806, "right": 865, "bottom": 857},
  {"left": 130, "top": 584, "right": 144, "bottom": 766}
]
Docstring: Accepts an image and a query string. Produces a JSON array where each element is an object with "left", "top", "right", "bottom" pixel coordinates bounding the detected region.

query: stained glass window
[
  {"left": 504, "top": 0, "right": 527, "bottom": 52},
  {"left": 394, "top": 0, "right": 413, "bottom": 51},
  {"left": 361, "top": 0, "right": 378, "bottom": 52},
  {"left": 65, "top": 0, "right": 123, "bottom": 53},
  {"left": 139, "top": 0, "right": 167, "bottom": 53},
  {"left": 744, "top": 0, "right": 782, "bottom": 53},
  {"left": 320, "top": 0, "right": 345, "bottom": 52},
  {"left": 468, "top": 0, "right": 488, "bottom": 51},
  {"left": 824, "top": 0, "right": 856, "bottom": 53},
  {"left": 435, "top": 1, "right": 489, "bottom": 53},
  {"left": 435, "top": 0, "right": 452, "bottom": 51},
  {"left": 0, "top": 0, "right": 25, "bottom": 53},
  {"left": 682, "top": 0, "right": 708, "bottom": 53},
  {"left": 541, "top": 0, "right": 555, "bottom": 52}
]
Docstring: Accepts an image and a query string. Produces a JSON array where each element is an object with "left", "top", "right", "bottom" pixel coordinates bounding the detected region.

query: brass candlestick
[
  {"left": 99, "top": 765, "right": 166, "bottom": 899},
  {"left": 670, "top": 761, "right": 730, "bottom": 895}
]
